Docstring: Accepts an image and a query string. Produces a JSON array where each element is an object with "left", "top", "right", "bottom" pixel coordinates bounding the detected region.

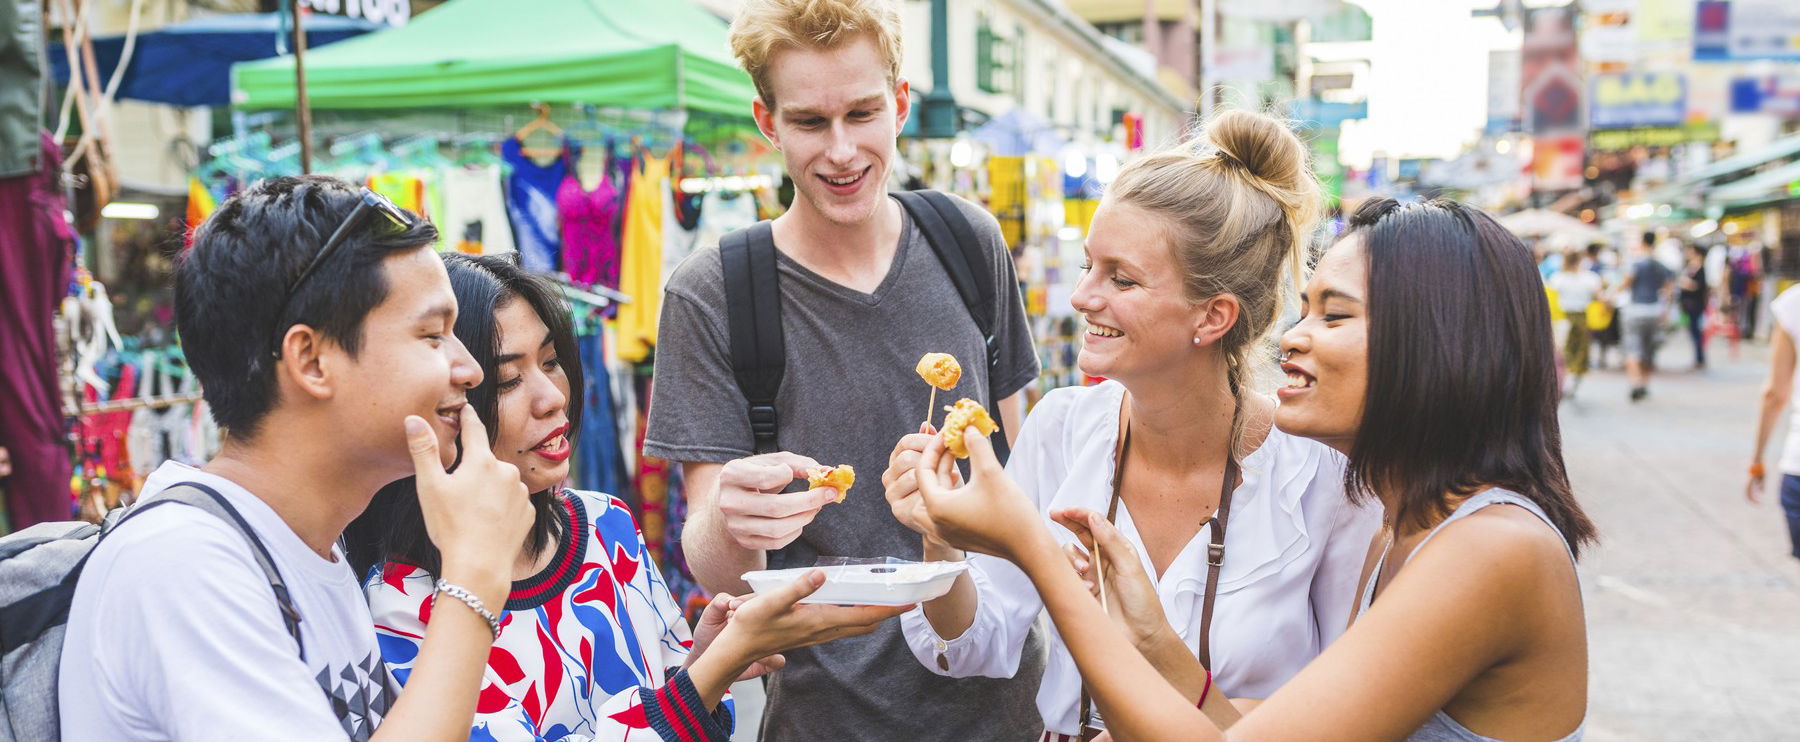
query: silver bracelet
[{"left": 434, "top": 578, "right": 500, "bottom": 638}]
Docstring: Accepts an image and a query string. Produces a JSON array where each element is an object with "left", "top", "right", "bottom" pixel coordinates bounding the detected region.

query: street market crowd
[{"left": 13, "top": 1, "right": 1607, "bottom": 741}]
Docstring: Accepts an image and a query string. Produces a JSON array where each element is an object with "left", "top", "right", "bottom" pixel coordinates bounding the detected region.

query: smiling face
[
  {"left": 325, "top": 246, "right": 481, "bottom": 472},
  {"left": 487, "top": 299, "right": 573, "bottom": 493},
  {"left": 753, "top": 34, "right": 909, "bottom": 228},
  {"left": 1070, "top": 198, "right": 1208, "bottom": 384},
  {"left": 1275, "top": 236, "right": 1369, "bottom": 453}
]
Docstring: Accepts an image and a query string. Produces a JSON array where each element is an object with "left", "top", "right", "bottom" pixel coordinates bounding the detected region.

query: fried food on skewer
[
  {"left": 941, "top": 399, "right": 998, "bottom": 459},
  {"left": 806, "top": 464, "right": 856, "bottom": 504}
]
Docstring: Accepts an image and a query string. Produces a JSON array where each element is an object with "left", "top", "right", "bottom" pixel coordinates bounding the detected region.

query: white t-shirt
[
  {"left": 59, "top": 461, "right": 394, "bottom": 741},
  {"left": 1548, "top": 269, "right": 1604, "bottom": 314},
  {"left": 899, "top": 381, "right": 1382, "bottom": 735},
  {"left": 1769, "top": 287, "right": 1800, "bottom": 475}
]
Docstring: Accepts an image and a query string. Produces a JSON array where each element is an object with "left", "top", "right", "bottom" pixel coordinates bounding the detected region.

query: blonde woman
[{"left": 883, "top": 110, "right": 1380, "bottom": 740}]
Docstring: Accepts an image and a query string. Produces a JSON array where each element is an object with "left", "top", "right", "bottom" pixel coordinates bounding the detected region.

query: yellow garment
[
  {"left": 615, "top": 155, "right": 667, "bottom": 363},
  {"left": 1586, "top": 301, "right": 1612, "bottom": 329},
  {"left": 1546, "top": 286, "right": 1611, "bottom": 327},
  {"left": 367, "top": 173, "right": 426, "bottom": 217}
]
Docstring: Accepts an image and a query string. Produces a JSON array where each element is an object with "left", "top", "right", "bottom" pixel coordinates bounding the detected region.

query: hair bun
[{"left": 1205, "top": 110, "right": 1308, "bottom": 194}]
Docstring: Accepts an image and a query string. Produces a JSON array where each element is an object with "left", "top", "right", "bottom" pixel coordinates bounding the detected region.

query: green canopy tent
[{"left": 231, "top": 0, "right": 757, "bottom": 117}]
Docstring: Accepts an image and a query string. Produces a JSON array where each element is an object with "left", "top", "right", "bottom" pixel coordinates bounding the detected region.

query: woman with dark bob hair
[
  {"left": 346, "top": 254, "right": 909, "bottom": 742},
  {"left": 904, "top": 197, "right": 1597, "bottom": 741}
]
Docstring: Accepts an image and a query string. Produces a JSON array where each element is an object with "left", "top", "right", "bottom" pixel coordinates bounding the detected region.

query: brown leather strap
[
  {"left": 1197, "top": 456, "right": 1236, "bottom": 670},
  {"left": 1077, "top": 408, "right": 1237, "bottom": 736}
]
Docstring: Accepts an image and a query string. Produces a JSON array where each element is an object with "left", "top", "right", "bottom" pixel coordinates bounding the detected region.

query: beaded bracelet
[{"left": 434, "top": 578, "right": 500, "bottom": 638}]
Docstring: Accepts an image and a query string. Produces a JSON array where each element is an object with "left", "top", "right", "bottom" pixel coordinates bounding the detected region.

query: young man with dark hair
[
  {"left": 59, "top": 175, "right": 534, "bottom": 740},
  {"left": 644, "top": 1, "right": 1043, "bottom": 739}
]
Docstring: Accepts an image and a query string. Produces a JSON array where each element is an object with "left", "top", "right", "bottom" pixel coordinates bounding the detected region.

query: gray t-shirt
[
  {"left": 1627, "top": 257, "right": 1673, "bottom": 306},
  {"left": 645, "top": 194, "right": 1045, "bottom": 741}
]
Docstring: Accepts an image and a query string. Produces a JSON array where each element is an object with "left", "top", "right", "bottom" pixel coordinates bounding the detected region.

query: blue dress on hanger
[{"left": 501, "top": 137, "right": 568, "bottom": 273}]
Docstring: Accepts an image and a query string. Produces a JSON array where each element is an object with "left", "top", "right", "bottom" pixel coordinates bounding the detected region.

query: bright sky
[{"left": 1334, "top": 0, "right": 1519, "bottom": 168}]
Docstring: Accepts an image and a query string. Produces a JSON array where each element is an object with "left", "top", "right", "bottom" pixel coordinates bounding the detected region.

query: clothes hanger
[{"left": 515, "top": 102, "right": 565, "bottom": 161}]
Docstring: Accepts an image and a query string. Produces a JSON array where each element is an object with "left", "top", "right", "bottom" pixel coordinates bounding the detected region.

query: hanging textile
[
  {"left": 184, "top": 177, "right": 217, "bottom": 247},
  {"left": 557, "top": 151, "right": 620, "bottom": 290},
  {"left": 613, "top": 153, "right": 666, "bottom": 363},
  {"left": 660, "top": 465, "right": 711, "bottom": 622},
  {"left": 367, "top": 172, "right": 426, "bottom": 215},
  {"left": 0, "top": 132, "right": 77, "bottom": 529},
  {"left": 501, "top": 137, "right": 567, "bottom": 273},
  {"left": 440, "top": 164, "right": 515, "bottom": 256},
  {"left": 633, "top": 364, "right": 668, "bottom": 558},
  {"left": 693, "top": 188, "right": 758, "bottom": 251},
  {"left": 661, "top": 179, "right": 702, "bottom": 282},
  {"left": 74, "top": 363, "right": 138, "bottom": 520},
  {"left": 572, "top": 326, "right": 629, "bottom": 500}
]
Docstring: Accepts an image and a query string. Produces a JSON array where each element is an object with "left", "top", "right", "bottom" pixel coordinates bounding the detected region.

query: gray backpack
[{"left": 0, "top": 482, "right": 303, "bottom": 741}]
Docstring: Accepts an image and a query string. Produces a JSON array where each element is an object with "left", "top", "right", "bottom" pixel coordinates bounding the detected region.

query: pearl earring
[{"left": 1193, "top": 337, "right": 1202, "bottom": 344}]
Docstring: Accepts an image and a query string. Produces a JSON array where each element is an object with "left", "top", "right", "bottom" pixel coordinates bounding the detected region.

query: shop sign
[
  {"left": 1521, "top": 7, "right": 1584, "bottom": 136},
  {"left": 1531, "top": 135, "right": 1586, "bottom": 191},
  {"left": 1209, "top": 47, "right": 1274, "bottom": 83},
  {"left": 1289, "top": 99, "right": 1367, "bottom": 130},
  {"left": 1730, "top": 73, "right": 1800, "bottom": 116},
  {"left": 1694, "top": 0, "right": 1800, "bottom": 62},
  {"left": 1588, "top": 121, "right": 1720, "bottom": 150},
  {"left": 301, "top": 0, "right": 410, "bottom": 27},
  {"left": 1581, "top": 0, "right": 1639, "bottom": 66},
  {"left": 1590, "top": 72, "right": 1685, "bottom": 129},
  {"left": 1487, "top": 49, "right": 1522, "bottom": 135}
]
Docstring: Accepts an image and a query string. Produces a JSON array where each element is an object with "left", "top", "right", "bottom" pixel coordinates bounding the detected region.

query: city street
[{"left": 1566, "top": 335, "right": 1800, "bottom": 740}]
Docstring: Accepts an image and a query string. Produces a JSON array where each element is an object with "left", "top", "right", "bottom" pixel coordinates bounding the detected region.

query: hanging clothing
[
  {"left": 502, "top": 137, "right": 568, "bottom": 273},
  {"left": 558, "top": 155, "right": 621, "bottom": 289},
  {"left": 440, "top": 164, "right": 515, "bottom": 257},
  {"left": 692, "top": 189, "right": 758, "bottom": 250},
  {"left": 366, "top": 173, "right": 426, "bottom": 215},
  {"left": 659, "top": 464, "right": 709, "bottom": 623},
  {"left": 0, "top": 131, "right": 76, "bottom": 528},
  {"left": 614, "top": 154, "right": 667, "bottom": 363},
  {"left": 184, "top": 177, "right": 217, "bottom": 247},
  {"left": 574, "top": 330, "right": 630, "bottom": 499},
  {"left": 661, "top": 184, "right": 702, "bottom": 282},
  {"left": 0, "top": 0, "right": 43, "bottom": 178},
  {"left": 633, "top": 365, "right": 669, "bottom": 558}
]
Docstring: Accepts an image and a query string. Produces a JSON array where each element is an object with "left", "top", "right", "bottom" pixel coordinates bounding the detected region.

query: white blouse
[{"left": 900, "top": 381, "right": 1381, "bottom": 735}]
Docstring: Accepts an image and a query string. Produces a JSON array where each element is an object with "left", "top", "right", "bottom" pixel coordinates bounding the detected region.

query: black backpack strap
[
  {"left": 893, "top": 190, "right": 1012, "bottom": 464},
  {"left": 720, "top": 221, "right": 786, "bottom": 455},
  {"left": 110, "top": 483, "right": 307, "bottom": 661}
]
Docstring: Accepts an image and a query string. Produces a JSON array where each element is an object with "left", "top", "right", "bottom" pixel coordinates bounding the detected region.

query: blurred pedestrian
[
  {"left": 1748, "top": 283, "right": 1800, "bottom": 561},
  {"left": 1618, "top": 231, "right": 1675, "bottom": 401},
  {"left": 1590, "top": 244, "right": 1622, "bottom": 369},
  {"left": 1677, "top": 243, "right": 1709, "bottom": 370},
  {"left": 1729, "top": 243, "right": 1762, "bottom": 339},
  {"left": 1549, "top": 248, "right": 1603, "bottom": 397}
]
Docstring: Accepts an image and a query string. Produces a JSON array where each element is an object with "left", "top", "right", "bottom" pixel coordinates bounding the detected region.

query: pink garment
[{"left": 557, "top": 170, "right": 620, "bottom": 289}]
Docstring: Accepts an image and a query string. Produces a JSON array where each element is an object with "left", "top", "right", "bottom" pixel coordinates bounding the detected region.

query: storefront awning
[
  {"left": 1709, "top": 158, "right": 1800, "bottom": 210},
  {"left": 232, "top": 0, "right": 756, "bottom": 117},
  {"left": 1678, "top": 132, "right": 1800, "bottom": 186},
  {"left": 49, "top": 13, "right": 378, "bottom": 107}
]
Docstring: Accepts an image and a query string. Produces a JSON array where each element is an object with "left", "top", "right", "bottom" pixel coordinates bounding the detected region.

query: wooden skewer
[
  {"left": 925, "top": 387, "right": 938, "bottom": 429},
  {"left": 1094, "top": 540, "right": 1107, "bottom": 612}
]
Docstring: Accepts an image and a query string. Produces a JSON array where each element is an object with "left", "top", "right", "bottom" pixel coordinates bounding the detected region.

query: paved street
[{"left": 1564, "top": 334, "right": 1800, "bottom": 740}]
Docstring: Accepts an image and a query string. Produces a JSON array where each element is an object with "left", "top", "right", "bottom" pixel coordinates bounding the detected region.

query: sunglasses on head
[{"left": 268, "top": 188, "right": 412, "bottom": 358}]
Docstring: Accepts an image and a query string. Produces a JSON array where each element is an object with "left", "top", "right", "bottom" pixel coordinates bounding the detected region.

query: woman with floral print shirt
[{"left": 348, "top": 255, "right": 909, "bottom": 741}]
